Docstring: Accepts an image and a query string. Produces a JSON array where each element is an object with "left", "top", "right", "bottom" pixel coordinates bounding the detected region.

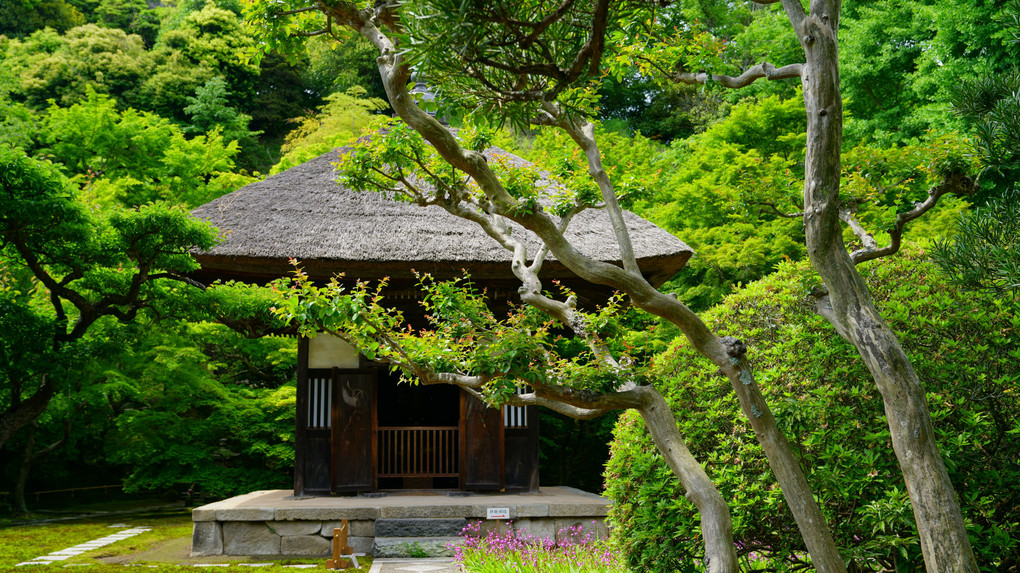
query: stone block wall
[
  {"left": 193, "top": 518, "right": 376, "bottom": 557},
  {"left": 190, "top": 488, "right": 612, "bottom": 557}
]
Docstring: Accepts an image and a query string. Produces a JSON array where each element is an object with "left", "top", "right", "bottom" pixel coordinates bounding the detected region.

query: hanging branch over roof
[{"left": 533, "top": 103, "right": 641, "bottom": 277}]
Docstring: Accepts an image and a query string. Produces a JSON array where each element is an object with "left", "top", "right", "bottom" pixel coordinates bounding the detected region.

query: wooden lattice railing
[{"left": 376, "top": 426, "right": 459, "bottom": 477}]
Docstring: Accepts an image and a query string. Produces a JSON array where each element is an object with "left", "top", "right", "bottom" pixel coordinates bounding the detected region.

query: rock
[
  {"left": 347, "top": 536, "right": 373, "bottom": 555},
  {"left": 280, "top": 535, "right": 331, "bottom": 556},
  {"left": 217, "top": 508, "right": 276, "bottom": 521},
  {"left": 191, "top": 522, "right": 223, "bottom": 556},
  {"left": 321, "top": 520, "right": 373, "bottom": 537},
  {"left": 511, "top": 518, "right": 555, "bottom": 540},
  {"left": 548, "top": 503, "right": 608, "bottom": 517},
  {"left": 374, "top": 518, "right": 468, "bottom": 537},
  {"left": 276, "top": 507, "right": 380, "bottom": 521},
  {"left": 514, "top": 504, "right": 550, "bottom": 518},
  {"left": 379, "top": 505, "right": 472, "bottom": 519},
  {"left": 270, "top": 521, "right": 321, "bottom": 536},
  {"left": 552, "top": 518, "right": 608, "bottom": 542},
  {"left": 222, "top": 522, "right": 281, "bottom": 555}
]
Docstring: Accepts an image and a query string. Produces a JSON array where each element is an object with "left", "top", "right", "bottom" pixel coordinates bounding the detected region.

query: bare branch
[
  {"left": 839, "top": 208, "right": 879, "bottom": 251},
  {"left": 808, "top": 288, "right": 850, "bottom": 341},
  {"left": 294, "top": 28, "right": 330, "bottom": 37},
  {"left": 333, "top": 7, "right": 849, "bottom": 569},
  {"left": 438, "top": 196, "right": 627, "bottom": 377},
  {"left": 780, "top": 0, "right": 807, "bottom": 30},
  {"left": 749, "top": 201, "right": 804, "bottom": 219},
  {"left": 522, "top": 0, "right": 579, "bottom": 47},
  {"left": 847, "top": 172, "right": 977, "bottom": 264},
  {"left": 563, "top": 0, "right": 609, "bottom": 81},
  {"left": 671, "top": 62, "right": 804, "bottom": 89},
  {"left": 421, "top": 371, "right": 487, "bottom": 389},
  {"left": 275, "top": 6, "right": 319, "bottom": 17},
  {"left": 509, "top": 392, "right": 610, "bottom": 419},
  {"left": 147, "top": 273, "right": 208, "bottom": 290},
  {"left": 460, "top": 386, "right": 487, "bottom": 403},
  {"left": 32, "top": 415, "right": 74, "bottom": 459},
  {"left": 472, "top": 57, "right": 566, "bottom": 82},
  {"left": 11, "top": 238, "right": 90, "bottom": 317},
  {"left": 528, "top": 203, "right": 585, "bottom": 275}
]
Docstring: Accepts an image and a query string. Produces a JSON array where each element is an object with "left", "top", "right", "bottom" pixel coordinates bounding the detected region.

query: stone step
[
  {"left": 374, "top": 518, "right": 468, "bottom": 538},
  {"left": 372, "top": 536, "right": 462, "bottom": 558}
]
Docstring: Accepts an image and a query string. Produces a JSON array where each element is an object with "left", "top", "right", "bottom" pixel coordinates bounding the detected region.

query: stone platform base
[{"left": 191, "top": 487, "right": 611, "bottom": 557}]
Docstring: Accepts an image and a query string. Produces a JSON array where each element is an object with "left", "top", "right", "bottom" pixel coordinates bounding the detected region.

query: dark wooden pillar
[
  {"left": 294, "top": 338, "right": 309, "bottom": 496},
  {"left": 460, "top": 391, "right": 504, "bottom": 491}
]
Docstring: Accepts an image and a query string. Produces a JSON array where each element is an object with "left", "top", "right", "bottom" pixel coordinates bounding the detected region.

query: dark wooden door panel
[
  {"left": 332, "top": 370, "right": 375, "bottom": 493},
  {"left": 461, "top": 392, "right": 504, "bottom": 490},
  {"left": 504, "top": 404, "right": 539, "bottom": 492}
]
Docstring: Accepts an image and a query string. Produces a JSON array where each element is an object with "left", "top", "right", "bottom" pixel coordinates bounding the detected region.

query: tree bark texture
[{"left": 789, "top": 1, "right": 979, "bottom": 570}]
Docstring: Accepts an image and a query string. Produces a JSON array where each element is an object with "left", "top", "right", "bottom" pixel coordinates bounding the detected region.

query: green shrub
[{"left": 605, "top": 249, "right": 1019, "bottom": 571}]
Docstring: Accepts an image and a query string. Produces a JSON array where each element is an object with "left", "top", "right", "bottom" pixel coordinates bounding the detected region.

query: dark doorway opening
[
  {"left": 376, "top": 370, "right": 460, "bottom": 426},
  {"left": 376, "top": 369, "right": 461, "bottom": 489}
]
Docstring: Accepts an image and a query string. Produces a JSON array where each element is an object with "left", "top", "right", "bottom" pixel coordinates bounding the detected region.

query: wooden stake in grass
[{"left": 325, "top": 519, "right": 358, "bottom": 570}]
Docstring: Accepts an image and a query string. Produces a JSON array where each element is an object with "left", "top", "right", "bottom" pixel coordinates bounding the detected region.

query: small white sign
[{"left": 486, "top": 507, "right": 510, "bottom": 520}]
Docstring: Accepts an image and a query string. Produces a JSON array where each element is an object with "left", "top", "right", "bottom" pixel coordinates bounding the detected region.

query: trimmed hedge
[{"left": 605, "top": 249, "right": 1019, "bottom": 571}]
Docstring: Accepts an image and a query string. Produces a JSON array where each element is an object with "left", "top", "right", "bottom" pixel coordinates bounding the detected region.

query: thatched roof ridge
[{"left": 191, "top": 147, "right": 692, "bottom": 287}]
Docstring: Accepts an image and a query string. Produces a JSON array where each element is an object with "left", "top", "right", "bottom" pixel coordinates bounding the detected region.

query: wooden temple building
[{"left": 190, "top": 146, "right": 693, "bottom": 498}]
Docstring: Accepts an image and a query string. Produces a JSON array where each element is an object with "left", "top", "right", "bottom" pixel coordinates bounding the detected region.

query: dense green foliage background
[{"left": 1, "top": 1, "right": 1018, "bottom": 569}]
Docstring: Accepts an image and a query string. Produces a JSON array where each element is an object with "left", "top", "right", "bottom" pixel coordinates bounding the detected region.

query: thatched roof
[{"left": 190, "top": 147, "right": 692, "bottom": 288}]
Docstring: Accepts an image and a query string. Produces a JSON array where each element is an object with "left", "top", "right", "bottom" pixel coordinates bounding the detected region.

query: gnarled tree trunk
[{"left": 788, "top": 0, "right": 979, "bottom": 570}]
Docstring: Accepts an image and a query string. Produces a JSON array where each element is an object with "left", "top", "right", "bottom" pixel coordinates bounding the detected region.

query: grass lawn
[{"left": 0, "top": 507, "right": 373, "bottom": 572}]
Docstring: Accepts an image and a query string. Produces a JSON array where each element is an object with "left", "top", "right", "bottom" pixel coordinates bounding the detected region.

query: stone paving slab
[{"left": 368, "top": 558, "right": 460, "bottom": 573}]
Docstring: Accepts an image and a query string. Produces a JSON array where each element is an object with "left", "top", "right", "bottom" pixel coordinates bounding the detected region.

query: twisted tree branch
[
  {"left": 847, "top": 172, "right": 977, "bottom": 264},
  {"left": 671, "top": 62, "right": 803, "bottom": 89}
]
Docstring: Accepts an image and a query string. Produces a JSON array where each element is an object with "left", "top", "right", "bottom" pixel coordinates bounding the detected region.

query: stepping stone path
[{"left": 16, "top": 527, "right": 152, "bottom": 566}]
